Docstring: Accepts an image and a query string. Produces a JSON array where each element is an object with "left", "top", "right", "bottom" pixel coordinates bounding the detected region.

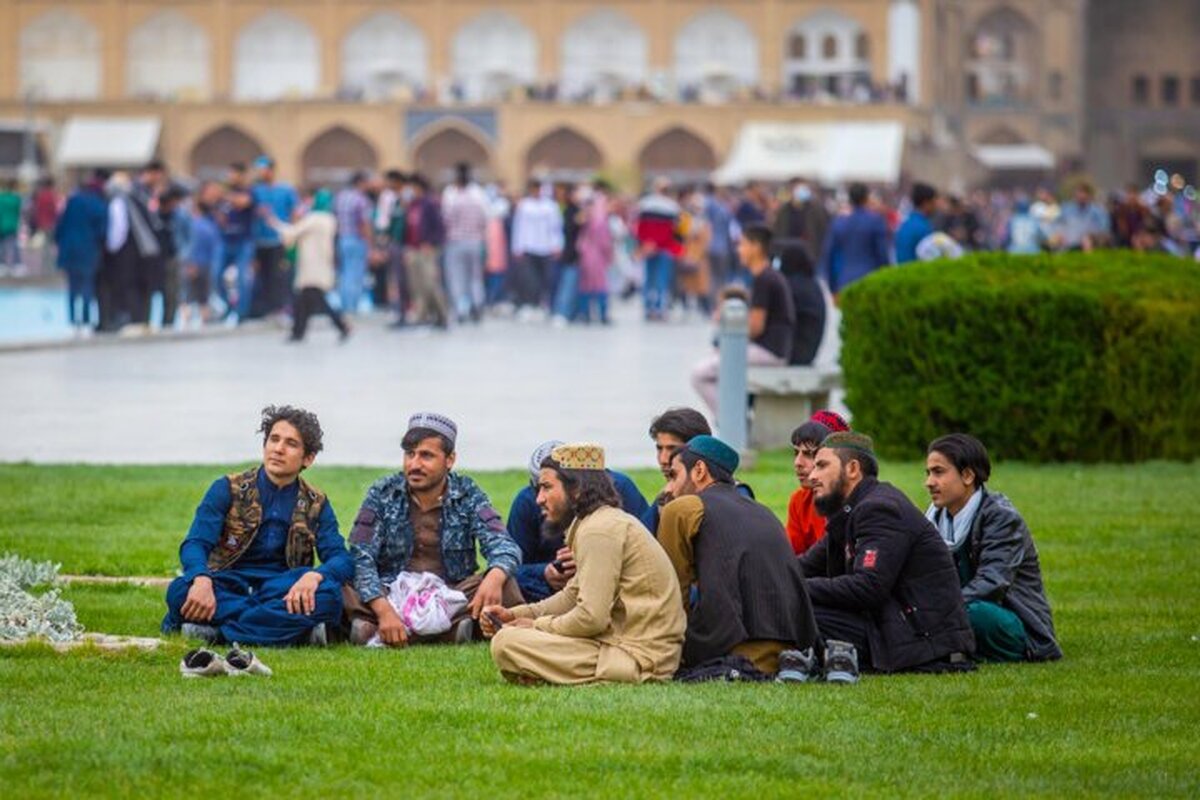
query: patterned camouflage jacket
[{"left": 349, "top": 471, "right": 521, "bottom": 603}]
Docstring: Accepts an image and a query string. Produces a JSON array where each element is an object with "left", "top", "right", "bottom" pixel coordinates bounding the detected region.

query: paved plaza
[{"left": 0, "top": 304, "right": 720, "bottom": 470}]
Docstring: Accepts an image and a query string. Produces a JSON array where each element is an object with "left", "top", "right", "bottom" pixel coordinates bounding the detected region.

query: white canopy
[
  {"left": 714, "top": 121, "right": 905, "bottom": 185},
  {"left": 972, "top": 143, "right": 1055, "bottom": 171},
  {"left": 56, "top": 116, "right": 161, "bottom": 168}
]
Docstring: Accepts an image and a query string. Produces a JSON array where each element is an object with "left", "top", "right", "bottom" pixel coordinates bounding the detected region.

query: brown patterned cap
[{"left": 550, "top": 442, "right": 606, "bottom": 471}]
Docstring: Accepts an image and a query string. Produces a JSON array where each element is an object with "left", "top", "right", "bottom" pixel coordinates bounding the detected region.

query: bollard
[{"left": 717, "top": 298, "right": 748, "bottom": 453}]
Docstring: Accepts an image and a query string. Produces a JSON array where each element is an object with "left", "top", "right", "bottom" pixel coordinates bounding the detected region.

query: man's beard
[
  {"left": 813, "top": 473, "right": 847, "bottom": 517},
  {"left": 541, "top": 497, "right": 577, "bottom": 541}
]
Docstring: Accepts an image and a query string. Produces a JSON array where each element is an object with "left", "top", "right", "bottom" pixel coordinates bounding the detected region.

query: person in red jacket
[
  {"left": 635, "top": 177, "right": 682, "bottom": 321},
  {"left": 785, "top": 410, "right": 849, "bottom": 555}
]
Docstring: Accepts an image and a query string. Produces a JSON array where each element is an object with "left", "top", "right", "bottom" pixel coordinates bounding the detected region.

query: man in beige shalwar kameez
[{"left": 483, "top": 443, "right": 685, "bottom": 685}]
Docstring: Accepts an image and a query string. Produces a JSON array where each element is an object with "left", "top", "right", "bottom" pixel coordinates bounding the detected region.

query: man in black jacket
[{"left": 800, "top": 432, "right": 975, "bottom": 672}]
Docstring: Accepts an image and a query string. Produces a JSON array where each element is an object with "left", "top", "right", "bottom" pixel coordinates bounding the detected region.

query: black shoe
[
  {"left": 776, "top": 647, "right": 819, "bottom": 683},
  {"left": 823, "top": 640, "right": 860, "bottom": 684}
]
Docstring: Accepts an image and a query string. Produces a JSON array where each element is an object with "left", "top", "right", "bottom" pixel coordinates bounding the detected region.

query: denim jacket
[{"left": 349, "top": 471, "right": 521, "bottom": 603}]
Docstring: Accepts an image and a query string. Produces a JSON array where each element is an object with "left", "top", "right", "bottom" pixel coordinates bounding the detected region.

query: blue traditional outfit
[{"left": 162, "top": 466, "right": 352, "bottom": 645}]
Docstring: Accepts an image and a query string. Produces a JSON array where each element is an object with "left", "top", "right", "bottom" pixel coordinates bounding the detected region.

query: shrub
[{"left": 838, "top": 252, "right": 1200, "bottom": 461}]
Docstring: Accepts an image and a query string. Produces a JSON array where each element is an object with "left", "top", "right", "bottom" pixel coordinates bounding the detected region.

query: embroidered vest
[{"left": 206, "top": 467, "right": 326, "bottom": 572}]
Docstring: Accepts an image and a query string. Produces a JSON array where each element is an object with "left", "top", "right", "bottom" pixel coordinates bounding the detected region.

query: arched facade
[
  {"left": 524, "top": 127, "right": 604, "bottom": 180},
  {"left": 559, "top": 10, "right": 648, "bottom": 102},
  {"left": 301, "top": 126, "right": 379, "bottom": 186},
  {"left": 451, "top": 12, "right": 537, "bottom": 103},
  {"left": 966, "top": 6, "right": 1039, "bottom": 106},
  {"left": 638, "top": 127, "right": 718, "bottom": 183},
  {"left": 412, "top": 126, "right": 492, "bottom": 184},
  {"left": 189, "top": 125, "right": 266, "bottom": 180},
  {"left": 19, "top": 11, "right": 102, "bottom": 100},
  {"left": 341, "top": 13, "right": 428, "bottom": 101},
  {"left": 234, "top": 12, "right": 320, "bottom": 101},
  {"left": 673, "top": 10, "right": 759, "bottom": 102},
  {"left": 784, "top": 10, "right": 871, "bottom": 100},
  {"left": 127, "top": 11, "right": 211, "bottom": 100}
]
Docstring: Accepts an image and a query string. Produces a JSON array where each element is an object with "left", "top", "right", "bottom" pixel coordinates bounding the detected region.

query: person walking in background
[
  {"left": 483, "top": 183, "right": 511, "bottom": 309},
  {"left": 377, "top": 170, "right": 410, "bottom": 327},
  {"left": 819, "top": 182, "right": 890, "bottom": 298},
  {"left": 179, "top": 182, "right": 225, "bottom": 329},
  {"left": 575, "top": 180, "right": 614, "bottom": 324},
  {"left": 29, "top": 177, "right": 61, "bottom": 276},
  {"left": 702, "top": 183, "right": 736, "bottom": 300},
  {"left": 635, "top": 177, "right": 681, "bottom": 321},
  {"left": 250, "top": 156, "right": 299, "bottom": 319},
  {"left": 403, "top": 173, "right": 449, "bottom": 328},
  {"left": 217, "top": 163, "right": 257, "bottom": 324},
  {"left": 773, "top": 179, "right": 830, "bottom": 271},
  {"left": 551, "top": 182, "right": 583, "bottom": 326},
  {"left": 101, "top": 171, "right": 161, "bottom": 334},
  {"left": 895, "top": 183, "right": 938, "bottom": 265},
  {"left": 678, "top": 190, "right": 712, "bottom": 315},
  {"left": 334, "top": 171, "right": 373, "bottom": 315},
  {"left": 269, "top": 188, "right": 349, "bottom": 343},
  {"left": 53, "top": 171, "right": 108, "bottom": 335},
  {"left": 510, "top": 180, "right": 563, "bottom": 321},
  {"left": 441, "top": 162, "right": 489, "bottom": 324},
  {"left": 0, "top": 179, "right": 21, "bottom": 274}
]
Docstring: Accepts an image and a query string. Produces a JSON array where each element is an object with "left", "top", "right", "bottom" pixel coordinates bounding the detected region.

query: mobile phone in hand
[{"left": 484, "top": 611, "right": 505, "bottom": 631}]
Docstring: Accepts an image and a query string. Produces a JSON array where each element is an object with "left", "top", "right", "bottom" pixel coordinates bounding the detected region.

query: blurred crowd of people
[{"left": 2, "top": 161, "right": 1196, "bottom": 343}]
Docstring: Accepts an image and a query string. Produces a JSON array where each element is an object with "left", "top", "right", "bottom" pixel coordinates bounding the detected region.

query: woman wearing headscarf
[{"left": 268, "top": 188, "right": 349, "bottom": 342}]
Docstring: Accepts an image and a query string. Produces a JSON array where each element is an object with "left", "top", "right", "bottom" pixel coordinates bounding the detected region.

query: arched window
[
  {"left": 525, "top": 127, "right": 604, "bottom": 180},
  {"left": 20, "top": 11, "right": 101, "bottom": 100},
  {"left": 823, "top": 35, "right": 838, "bottom": 60},
  {"left": 341, "top": 13, "right": 428, "bottom": 100},
  {"left": 234, "top": 12, "right": 320, "bottom": 101},
  {"left": 966, "top": 8, "right": 1036, "bottom": 106},
  {"left": 412, "top": 127, "right": 493, "bottom": 185},
  {"left": 789, "top": 34, "right": 807, "bottom": 60},
  {"left": 638, "top": 127, "right": 717, "bottom": 184},
  {"left": 190, "top": 125, "right": 267, "bottom": 181},
  {"left": 451, "top": 12, "right": 537, "bottom": 103},
  {"left": 127, "top": 11, "right": 211, "bottom": 99},
  {"left": 302, "top": 126, "right": 379, "bottom": 185},
  {"left": 673, "top": 10, "right": 759, "bottom": 102},
  {"left": 560, "top": 10, "right": 648, "bottom": 101},
  {"left": 856, "top": 33, "right": 870, "bottom": 61}
]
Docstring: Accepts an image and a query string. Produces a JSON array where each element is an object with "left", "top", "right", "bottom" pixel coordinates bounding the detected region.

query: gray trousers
[{"left": 443, "top": 240, "right": 485, "bottom": 319}]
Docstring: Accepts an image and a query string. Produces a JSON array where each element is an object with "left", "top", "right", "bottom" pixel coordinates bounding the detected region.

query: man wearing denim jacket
[{"left": 344, "top": 412, "right": 524, "bottom": 646}]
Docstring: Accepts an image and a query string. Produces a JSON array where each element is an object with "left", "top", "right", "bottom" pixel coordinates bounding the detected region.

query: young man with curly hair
[{"left": 161, "top": 405, "right": 352, "bottom": 646}]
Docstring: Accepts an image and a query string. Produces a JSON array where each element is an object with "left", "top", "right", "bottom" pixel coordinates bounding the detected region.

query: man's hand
[
  {"left": 284, "top": 571, "right": 323, "bottom": 615},
  {"left": 479, "top": 605, "right": 514, "bottom": 638},
  {"left": 544, "top": 546, "right": 576, "bottom": 592},
  {"left": 467, "top": 568, "right": 508, "bottom": 619},
  {"left": 543, "top": 563, "right": 571, "bottom": 592},
  {"left": 180, "top": 576, "right": 217, "bottom": 622},
  {"left": 376, "top": 607, "right": 409, "bottom": 647}
]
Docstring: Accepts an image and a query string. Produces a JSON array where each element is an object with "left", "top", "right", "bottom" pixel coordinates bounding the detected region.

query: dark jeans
[
  {"left": 812, "top": 605, "right": 873, "bottom": 665},
  {"left": 66, "top": 270, "right": 96, "bottom": 325},
  {"left": 292, "top": 286, "right": 348, "bottom": 340},
  {"left": 514, "top": 253, "right": 553, "bottom": 308},
  {"left": 251, "top": 243, "right": 289, "bottom": 318}
]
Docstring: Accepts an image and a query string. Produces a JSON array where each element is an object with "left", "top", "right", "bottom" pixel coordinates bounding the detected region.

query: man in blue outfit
[
  {"left": 250, "top": 156, "right": 299, "bottom": 318},
  {"left": 162, "top": 405, "right": 352, "bottom": 646},
  {"left": 894, "top": 183, "right": 938, "bottom": 265},
  {"left": 507, "top": 440, "right": 649, "bottom": 601},
  {"left": 345, "top": 412, "right": 524, "bottom": 646},
  {"left": 819, "top": 182, "right": 891, "bottom": 296}
]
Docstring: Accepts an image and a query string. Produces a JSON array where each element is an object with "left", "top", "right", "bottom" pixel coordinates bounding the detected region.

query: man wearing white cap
[{"left": 483, "top": 443, "right": 685, "bottom": 684}]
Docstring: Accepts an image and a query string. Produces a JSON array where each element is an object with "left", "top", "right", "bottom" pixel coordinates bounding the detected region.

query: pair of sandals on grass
[{"left": 180, "top": 645, "right": 272, "bottom": 678}]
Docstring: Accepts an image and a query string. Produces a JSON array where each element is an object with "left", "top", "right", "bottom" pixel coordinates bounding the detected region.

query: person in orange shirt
[{"left": 786, "top": 410, "right": 850, "bottom": 555}]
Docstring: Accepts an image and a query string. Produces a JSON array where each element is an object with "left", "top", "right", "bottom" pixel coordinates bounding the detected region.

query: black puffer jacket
[{"left": 800, "top": 478, "right": 975, "bottom": 671}]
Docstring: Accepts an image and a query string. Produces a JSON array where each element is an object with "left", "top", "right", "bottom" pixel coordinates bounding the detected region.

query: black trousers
[
  {"left": 251, "top": 244, "right": 289, "bottom": 318},
  {"left": 292, "top": 286, "right": 348, "bottom": 340},
  {"left": 812, "top": 605, "right": 873, "bottom": 665}
]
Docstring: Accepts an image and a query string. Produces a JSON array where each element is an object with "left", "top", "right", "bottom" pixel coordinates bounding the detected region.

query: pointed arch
[
  {"left": 234, "top": 11, "right": 320, "bottom": 100},
  {"left": 525, "top": 127, "right": 604, "bottom": 180},
  {"left": 411, "top": 124, "right": 493, "bottom": 186},
  {"left": 638, "top": 127, "right": 718, "bottom": 180},
  {"left": 189, "top": 125, "right": 267, "bottom": 180},
  {"left": 20, "top": 11, "right": 101, "bottom": 100},
  {"left": 341, "top": 12, "right": 428, "bottom": 100},
  {"left": 127, "top": 11, "right": 211, "bottom": 100},
  {"left": 977, "top": 125, "right": 1026, "bottom": 145},
  {"left": 451, "top": 12, "right": 538, "bottom": 103},
  {"left": 301, "top": 125, "right": 379, "bottom": 186}
]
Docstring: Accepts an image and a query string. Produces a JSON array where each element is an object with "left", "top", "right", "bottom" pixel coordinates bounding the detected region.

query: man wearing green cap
[
  {"left": 801, "top": 431, "right": 975, "bottom": 674},
  {"left": 658, "top": 435, "right": 819, "bottom": 675},
  {"left": 268, "top": 189, "right": 349, "bottom": 342}
]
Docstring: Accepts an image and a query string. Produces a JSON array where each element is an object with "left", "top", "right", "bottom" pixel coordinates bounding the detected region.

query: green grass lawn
[{"left": 2, "top": 458, "right": 1198, "bottom": 798}]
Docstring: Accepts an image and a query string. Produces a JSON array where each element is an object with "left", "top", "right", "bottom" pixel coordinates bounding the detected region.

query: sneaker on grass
[
  {"left": 823, "top": 640, "right": 860, "bottom": 684},
  {"left": 180, "top": 648, "right": 229, "bottom": 678},
  {"left": 776, "top": 647, "right": 819, "bottom": 683},
  {"left": 224, "top": 645, "right": 272, "bottom": 677}
]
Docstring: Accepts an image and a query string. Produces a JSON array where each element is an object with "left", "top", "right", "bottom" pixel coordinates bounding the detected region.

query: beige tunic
[
  {"left": 272, "top": 211, "right": 336, "bottom": 291},
  {"left": 490, "top": 505, "right": 685, "bottom": 684}
]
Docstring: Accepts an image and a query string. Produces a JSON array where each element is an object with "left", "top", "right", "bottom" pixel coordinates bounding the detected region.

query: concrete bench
[{"left": 747, "top": 366, "right": 843, "bottom": 449}]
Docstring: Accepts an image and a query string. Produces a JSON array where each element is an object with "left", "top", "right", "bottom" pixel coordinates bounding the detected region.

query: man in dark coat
[
  {"left": 659, "top": 435, "right": 818, "bottom": 675},
  {"left": 800, "top": 432, "right": 975, "bottom": 672}
]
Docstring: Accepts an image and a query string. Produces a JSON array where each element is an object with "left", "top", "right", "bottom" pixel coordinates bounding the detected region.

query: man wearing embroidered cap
[
  {"left": 658, "top": 435, "right": 818, "bottom": 675},
  {"left": 800, "top": 431, "right": 976, "bottom": 674},
  {"left": 483, "top": 443, "right": 685, "bottom": 684},
  {"left": 344, "top": 412, "right": 524, "bottom": 647},
  {"left": 506, "top": 440, "right": 649, "bottom": 602}
]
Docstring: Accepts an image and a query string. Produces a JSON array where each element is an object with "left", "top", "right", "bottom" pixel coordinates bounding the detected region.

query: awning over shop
[
  {"left": 56, "top": 116, "right": 161, "bottom": 168},
  {"left": 972, "top": 143, "right": 1055, "bottom": 171},
  {"left": 713, "top": 121, "right": 905, "bottom": 185}
]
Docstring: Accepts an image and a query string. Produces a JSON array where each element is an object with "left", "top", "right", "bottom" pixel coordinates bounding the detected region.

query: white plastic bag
[{"left": 366, "top": 571, "right": 468, "bottom": 646}]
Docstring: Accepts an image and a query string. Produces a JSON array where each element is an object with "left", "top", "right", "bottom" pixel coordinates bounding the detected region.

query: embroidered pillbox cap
[
  {"left": 821, "top": 431, "right": 875, "bottom": 457},
  {"left": 406, "top": 412, "right": 458, "bottom": 446},
  {"left": 550, "top": 443, "right": 606, "bottom": 471},
  {"left": 684, "top": 434, "right": 740, "bottom": 475},
  {"left": 529, "top": 439, "right": 565, "bottom": 480},
  {"left": 810, "top": 409, "right": 850, "bottom": 433}
]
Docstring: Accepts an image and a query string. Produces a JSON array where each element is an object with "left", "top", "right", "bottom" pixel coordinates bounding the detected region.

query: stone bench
[{"left": 747, "top": 365, "right": 843, "bottom": 449}]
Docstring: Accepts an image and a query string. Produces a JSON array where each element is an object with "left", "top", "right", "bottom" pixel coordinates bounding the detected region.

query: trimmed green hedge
[{"left": 839, "top": 252, "right": 1200, "bottom": 461}]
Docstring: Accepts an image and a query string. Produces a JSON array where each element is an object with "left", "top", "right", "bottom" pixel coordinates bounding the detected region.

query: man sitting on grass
[
  {"left": 658, "top": 435, "right": 819, "bottom": 676},
  {"left": 507, "top": 439, "right": 649, "bottom": 602},
  {"left": 483, "top": 444, "right": 685, "bottom": 685},
  {"left": 344, "top": 413, "right": 523, "bottom": 646},
  {"left": 161, "top": 405, "right": 352, "bottom": 646},
  {"left": 786, "top": 410, "right": 850, "bottom": 555},
  {"left": 801, "top": 432, "right": 976, "bottom": 674}
]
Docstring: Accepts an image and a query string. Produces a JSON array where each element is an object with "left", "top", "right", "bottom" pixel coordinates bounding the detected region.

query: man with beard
[
  {"left": 483, "top": 444, "right": 685, "bottom": 685},
  {"left": 658, "top": 436, "right": 818, "bottom": 676},
  {"left": 345, "top": 413, "right": 524, "bottom": 646},
  {"left": 507, "top": 440, "right": 648, "bottom": 602},
  {"left": 800, "top": 432, "right": 975, "bottom": 677}
]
